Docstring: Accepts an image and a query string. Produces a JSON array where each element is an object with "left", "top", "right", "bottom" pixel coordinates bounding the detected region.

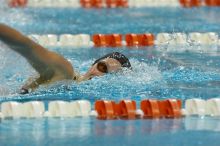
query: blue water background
[
  {"left": 0, "top": 7, "right": 220, "bottom": 103},
  {"left": 0, "top": 5, "right": 220, "bottom": 146}
]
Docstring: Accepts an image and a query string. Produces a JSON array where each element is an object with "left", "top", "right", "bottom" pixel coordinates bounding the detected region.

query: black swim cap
[{"left": 93, "top": 52, "right": 131, "bottom": 68}]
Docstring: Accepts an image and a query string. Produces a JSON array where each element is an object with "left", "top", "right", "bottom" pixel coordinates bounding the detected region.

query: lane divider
[
  {"left": 185, "top": 98, "right": 220, "bottom": 116},
  {"left": 9, "top": 0, "right": 27, "bottom": 7},
  {"left": 47, "top": 100, "right": 91, "bottom": 117},
  {"left": 93, "top": 34, "right": 123, "bottom": 47},
  {"left": 9, "top": 0, "right": 220, "bottom": 8},
  {"left": 205, "top": 0, "right": 220, "bottom": 6},
  {"left": 125, "top": 33, "right": 154, "bottom": 47},
  {"left": 28, "top": 34, "right": 93, "bottom": 48},
  {"left": 179, "top": 0, "right": 202, "bottom": 7},
  {"left": 28, "top": 32, "right": 220, "bottom": 52},
  {"left": 1, "top": 98, "right": 220, "bottom": 119},
  {"left": 80, "top": 0, "right": 128, "bottom": 8}
]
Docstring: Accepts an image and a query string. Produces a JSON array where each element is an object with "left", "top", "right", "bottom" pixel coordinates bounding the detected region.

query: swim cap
[{"left": 93, "top": 52, "right": 131, "bottom": 68}]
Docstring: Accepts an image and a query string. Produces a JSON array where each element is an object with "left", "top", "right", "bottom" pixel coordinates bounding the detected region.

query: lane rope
[
  {"left": 9, "top": 0, "right": 220, "bottom": 8},
  {"left": 0, "top": 98, "right": 220, "bottom": 119}
]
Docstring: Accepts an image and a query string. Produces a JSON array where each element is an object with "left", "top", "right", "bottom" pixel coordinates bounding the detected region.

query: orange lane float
[
  {"left": 80, "top": 0, "right": 102, "bottom": 8},
  {"left": 137, "top": 34, "right": 155, "bottom": 46},
  {"left": 125, "top": 34, "right": 155, "bottom": 47},
  {"left": 140, "top": 99, "right": 160, "bottom": 119},
  {"left": 118, "top": 0, "right": 128, "bottom": 7},
  {"left": 9, "top": 0, "right": 28, "bottom": 7},
  {"left": 106, "top": 0, "right": 128, "bottom": 8},
  {"left": 80, "top": 0, "right": 92, "bottom": 8},
  {"left": 93, "top": 34, "right": 122, "bottom": 47},
  {"left": 205, "top": 0, "right": 220, "bottom": 6},
  {"left": 95, "top": 100, "right": 138, "bottom": 119},
  {"left": 125, "top": 34, "right": 139, "bottom": 47},
  {"left": 93, "top": 33, "right": 154, "bottom": 48},
  {"left": 95, "top": 99, "right": 182, "bottom": 120},
  {"left": 93, "top": 34, "right": 108, "bottom": 47},
  {"left": 116, "top": 100, "right": 137, "bottom": 119},
  {"left": 95, "top": 100, "right": 117, "bottom": 120},
  {"left": 106, "top": 0, "right": 118, "bottom": 8},
  {"left": 159, "top": 99, "right": 182, "bottom": 118},
  {"left": 106, "top": 34, "right": 123, "bottom": 47},
  {"left": 179, "top": 0, "right": 201, "bottom": 7},
  {"left": 80, "top": 0, "right": 128, "bottom": 8}
]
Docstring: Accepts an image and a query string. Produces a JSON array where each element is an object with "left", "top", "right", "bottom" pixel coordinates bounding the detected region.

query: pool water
[
  {"left": 1, "top": 47, "right": 220, "bottom": 102},
  {"left": 0, "top": 4, "right": 220, "bottom": 146},
  {"left": 1, "top": 117, "right": 220, "bottom": 146}
]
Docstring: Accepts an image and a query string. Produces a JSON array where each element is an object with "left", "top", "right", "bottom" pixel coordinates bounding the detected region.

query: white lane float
[
  {"left": 206, "top": 98, "right": 220, "bottom": 116},
  {"left": 188, "top": 32, "right": 203, "bottom": 45},
  {"left": 202, "top": 32, "right": 219, "bottom": 45},
  {"left": 48, "top": 100, "right": 91, "bottom": 117},
  {"left": 23, "top": 101, "right": 45, "bottom": 118},
  {"left": 156, "top": 33, "right": 172, "bottom": 45},
  {"left": 48, "top": 101, "right": 71, "bottom": 117},
  {"left": 73, "top": 100, "right": 91, "bottom": 116},
  {"left": 169, "top": 33, "right": 187, "bottom": 45},
  {"left": 1, "top": 102, "right": 24, "bottom": 118},
  {"left": 185, "top": 98, "right": 206, "bottom": 116},
  {"left": 38, "top": 34, "right": 58, "bottom": 47}
]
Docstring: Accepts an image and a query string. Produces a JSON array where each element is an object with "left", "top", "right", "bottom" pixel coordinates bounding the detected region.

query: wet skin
[
  {"left": 0, "top": 24, "right": 122, "bottom": 93},
  {"left": 0, "top": 24, "right": 78, "bottom": 92}
]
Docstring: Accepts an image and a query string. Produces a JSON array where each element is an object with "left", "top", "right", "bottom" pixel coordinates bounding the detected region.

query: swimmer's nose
[{"left": 77, "top": 75, "right": 90, "bottom": 82}]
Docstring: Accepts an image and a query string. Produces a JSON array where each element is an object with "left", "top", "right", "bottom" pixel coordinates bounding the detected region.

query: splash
[{"left": 36, "top": 59, "right": 163, "bottom": 100}]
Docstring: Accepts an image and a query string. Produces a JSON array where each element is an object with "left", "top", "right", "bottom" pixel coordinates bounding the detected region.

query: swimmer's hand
[{"left": 19, "top": 88, "right": 29, "bottom": 94}]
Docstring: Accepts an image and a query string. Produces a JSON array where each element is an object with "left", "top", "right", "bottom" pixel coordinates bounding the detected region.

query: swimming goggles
[{"left": 96, "top": 61, "right": 108, "bottom": 73}]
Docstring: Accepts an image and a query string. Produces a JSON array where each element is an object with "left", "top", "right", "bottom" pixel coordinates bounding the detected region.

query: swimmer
[
  {"left": 0, "top": 24, "right": 131, "bottom": 94},
  {"left": 78, "top": 52, "right": 131, "bottom": 82}
]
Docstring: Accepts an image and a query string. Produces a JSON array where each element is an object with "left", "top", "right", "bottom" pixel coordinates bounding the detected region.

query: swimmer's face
[{"left": 78, "top": 58, "right": 122, "bottom": 82}]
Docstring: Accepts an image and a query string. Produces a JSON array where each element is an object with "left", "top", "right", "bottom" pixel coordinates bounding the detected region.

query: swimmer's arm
[
  {"left": 0, "top": 24, "right": 53, "bottom": 73},
  {"left": 0, "top": 24, "right": 45, "bottom": 55},
  {"left": 20, "top": 76, "right": 51, "bottom": 94}
]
